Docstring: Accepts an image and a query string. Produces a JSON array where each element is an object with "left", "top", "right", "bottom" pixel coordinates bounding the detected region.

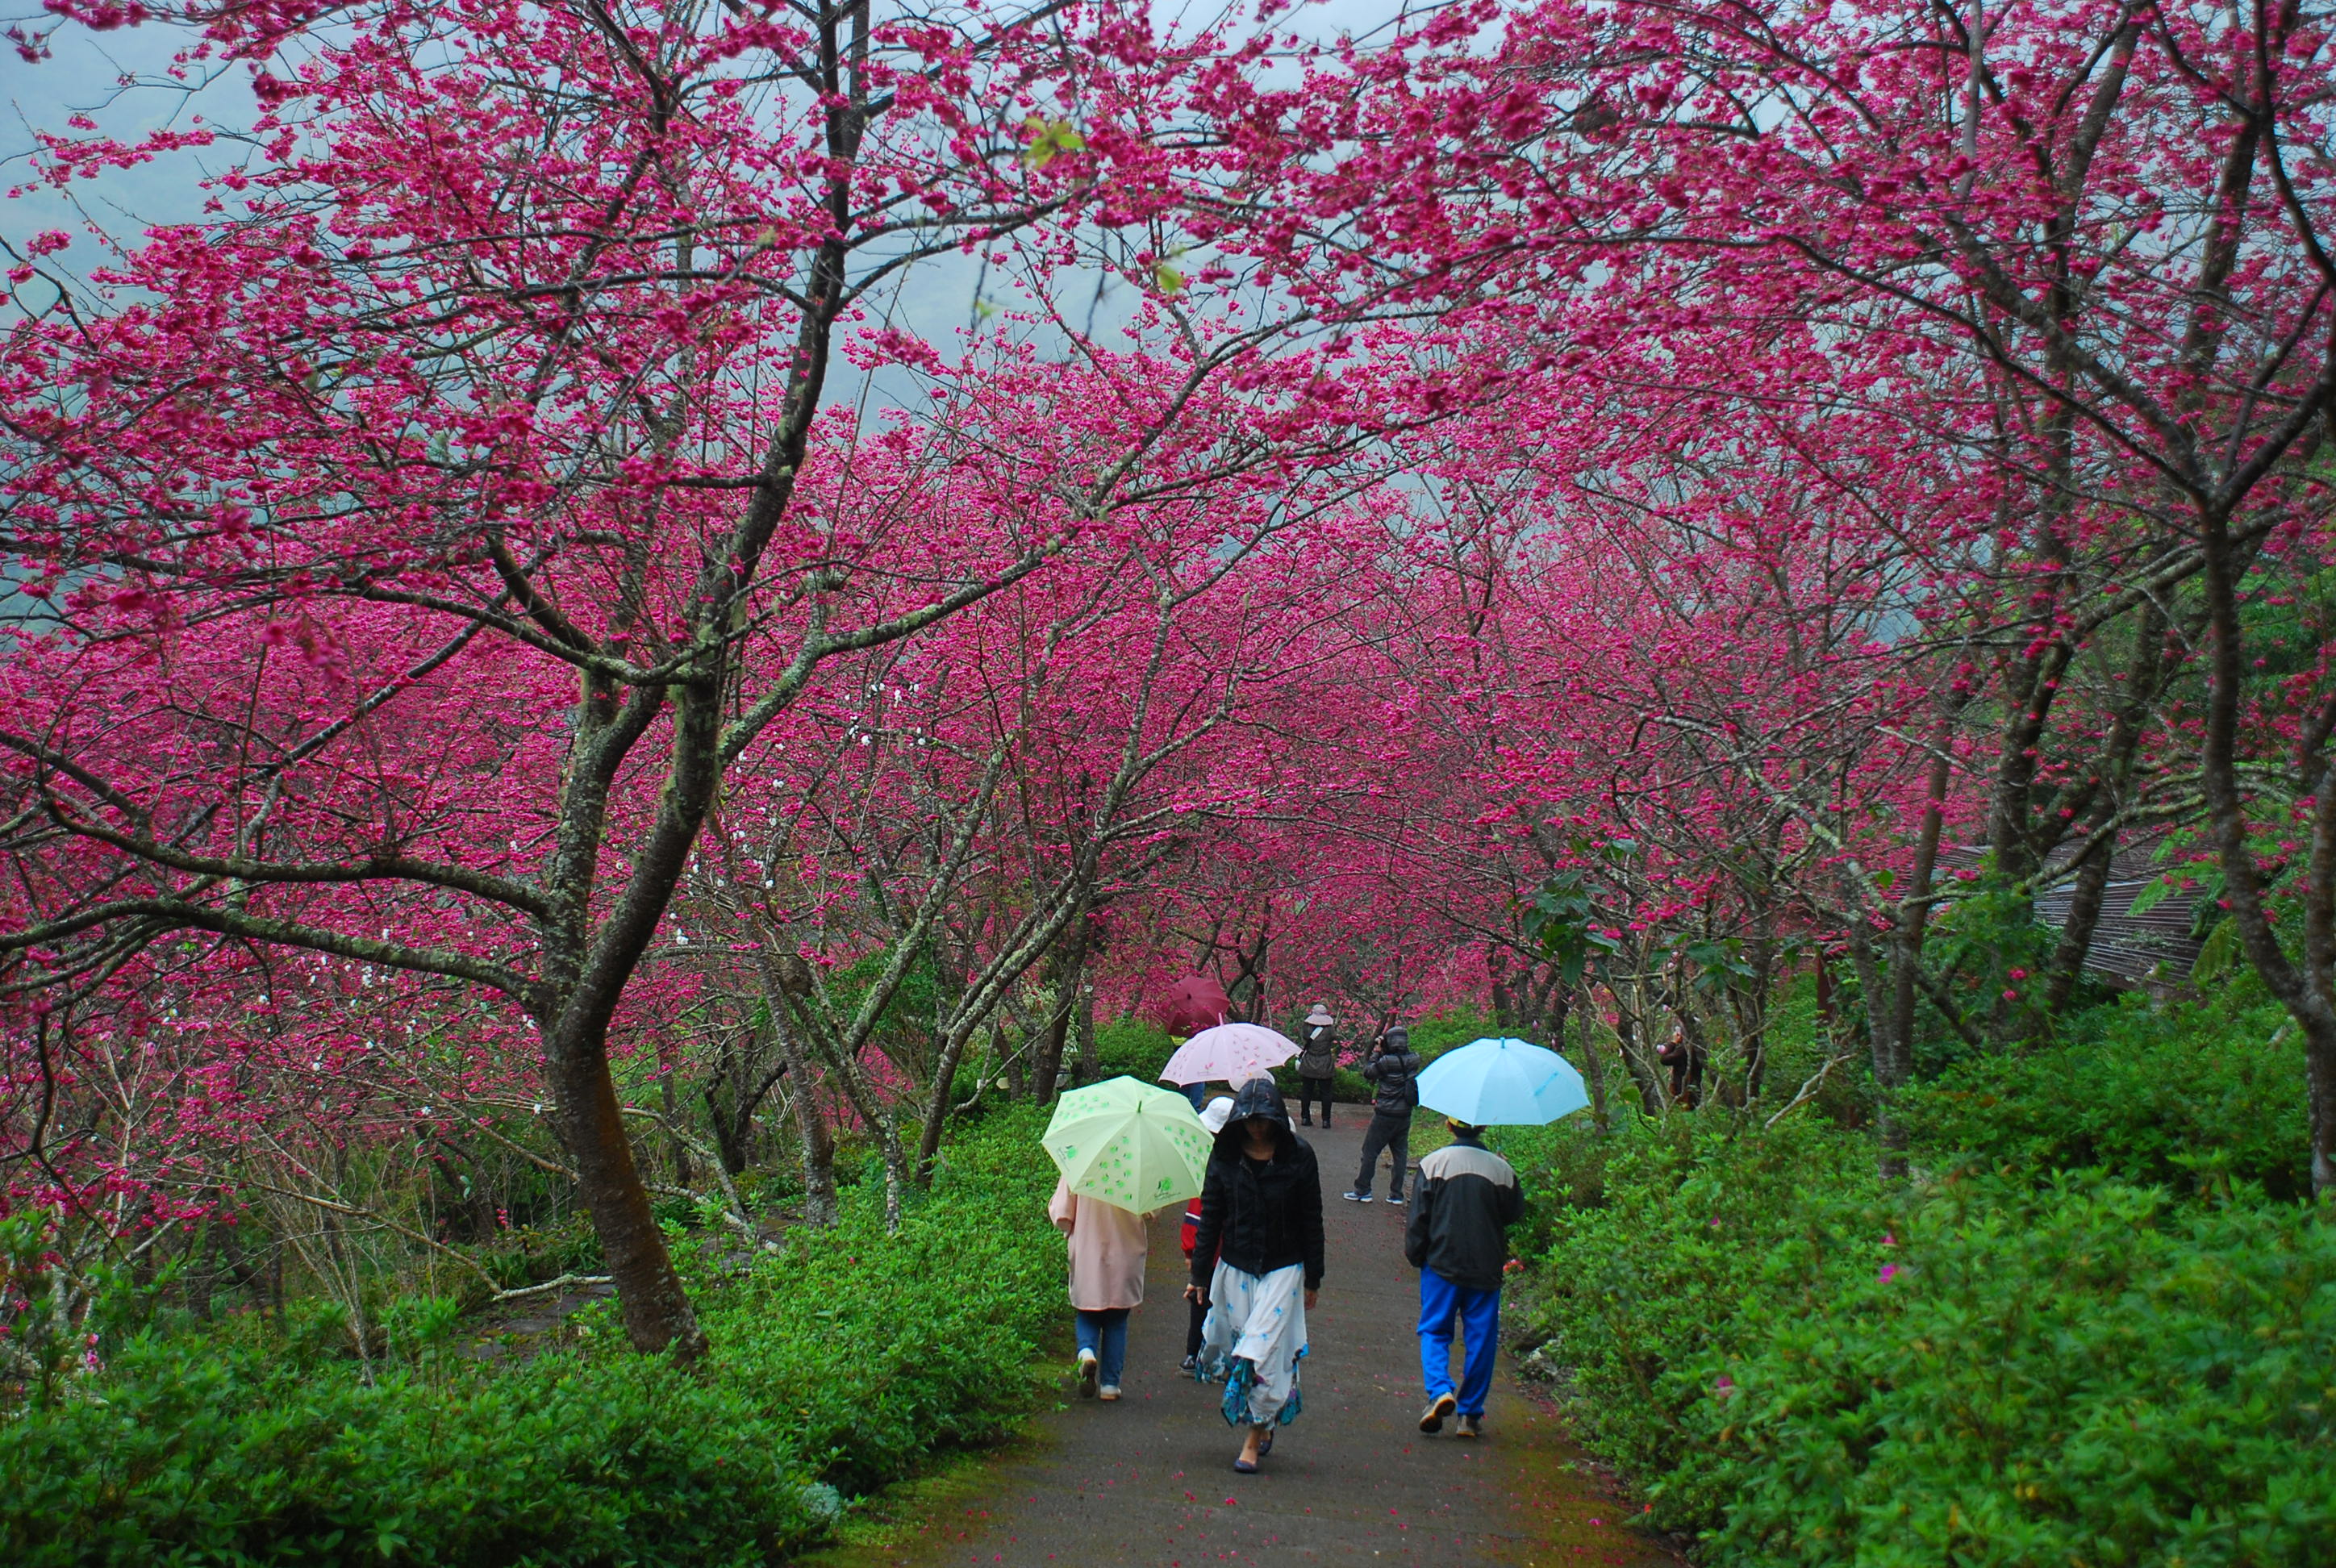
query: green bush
[
  {"left": 1509, "top": 1116, "right": 1888, "bottom": 1502},
  {"left": 2, "top": 1109, "right": 1063, "bottom": 1566},
  {"left": 1511, "top": 1116, "right": 2336, "bottom": 1566},
  {"left": 1695, "top": 1176, "right": 2336, "bottom": 1566},
  {"left": 1900, "top": 991, "right": 2313, "bottom": 1200},
  {"left": 1093, "top": 1014, "right": 1175, "bottom": 1084}
]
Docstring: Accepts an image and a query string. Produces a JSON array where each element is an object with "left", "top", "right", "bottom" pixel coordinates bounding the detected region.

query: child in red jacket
[{"left": 1179, "top": 1096, "right": 1235, "bottom": 1370}]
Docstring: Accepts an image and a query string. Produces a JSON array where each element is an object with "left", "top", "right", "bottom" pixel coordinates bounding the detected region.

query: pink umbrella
[{"left": 1160, "top": 1023, "right": 1299, "bottom": 1086}]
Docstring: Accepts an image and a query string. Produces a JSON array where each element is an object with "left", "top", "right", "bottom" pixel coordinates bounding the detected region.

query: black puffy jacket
[
  {"left": 1362, "top": 1045, "right": 1424, "bottom": 1118},
  {"left": 1190, "top": 1078, "right": 1326, "bottom": 1292}
]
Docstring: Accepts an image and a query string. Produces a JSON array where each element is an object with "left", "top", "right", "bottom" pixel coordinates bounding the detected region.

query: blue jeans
[
  {"left": 1075, "top": 1307, "right": 1130, "bottom": 1387},
  {"left": 1178, "top": 1082, "right": 1208, "bottom": 1110},
  {"left": 1418, "top": 1268, "right": 1500, "bottom": 1417}
]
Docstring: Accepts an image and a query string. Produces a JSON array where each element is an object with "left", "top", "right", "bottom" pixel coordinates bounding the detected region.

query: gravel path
[{"left": 811, "top": 1120, "right": 1677, "bottom": 1568}]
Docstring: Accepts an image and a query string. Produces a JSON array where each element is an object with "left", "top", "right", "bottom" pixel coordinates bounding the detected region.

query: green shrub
[
  {"left": 1510, "top": 1116, "right": 1887, "bottom": 1503},
  {"left": 1693, "top": 1176, "right": 2336, "bottom": 1566},
  {"left": 1, "top": 1109, "right": 1063, "bottom": 1566},
  {"left": 1093, "top": 1014, "right": 1175, "bottom": 1085},
  {"left": 1483, "top": 1116, "right": 1618, "bottom": 1257},
  {"left": 1900, "top": 991, "right": 2313, "bottom": 1200},
  {"left": 1512, "top": 1114, "right": 2336, "bottom": 1566}
]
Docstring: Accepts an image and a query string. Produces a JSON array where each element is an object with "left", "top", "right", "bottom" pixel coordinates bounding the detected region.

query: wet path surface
[{"left": 813, "top": 1120, "right": 1677, "bottom": 1568}]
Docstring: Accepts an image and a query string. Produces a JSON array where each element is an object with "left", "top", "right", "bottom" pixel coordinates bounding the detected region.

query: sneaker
[
  {"left": 1457, "top": 1414, "right": 1483, "bottom": 1439},
  {"left": 1099, "top": 1385, "right": 1121, "bottom": 1401},
  {"left": 1343, "top": 1191, "right": 1373, "bottom": 1203},
  {"left": 1419, "top": 1392, "right": 1456, "bottom": 1434},
  {"left": 1077, "top": 1349, "right": 1099, "bottom": 1399},
  {"left": 1179, "top": 1353, "right": 1198, "bottom": 1372},
  {"left": 1386, "top": 1194, "right": 1406, "bottom": 1207}
]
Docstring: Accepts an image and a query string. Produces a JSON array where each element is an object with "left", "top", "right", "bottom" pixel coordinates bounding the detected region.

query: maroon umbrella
[{"left": 1158, "top": 975, "right": 1233, "bottom": 1036}]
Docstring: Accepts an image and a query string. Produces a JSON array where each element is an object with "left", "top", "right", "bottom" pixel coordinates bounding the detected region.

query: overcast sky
[{"left": 0, "top": 0, "right": 1422, "bottom": 382}]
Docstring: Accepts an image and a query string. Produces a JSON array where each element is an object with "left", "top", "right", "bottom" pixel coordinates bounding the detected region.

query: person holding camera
[{"left": 1344, "top": 1025, "right": 1423, "bottom": 1205}]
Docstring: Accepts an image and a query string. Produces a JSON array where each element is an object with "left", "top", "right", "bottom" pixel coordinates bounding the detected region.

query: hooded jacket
[
  {"left": 1362, "top": 1036, "right": 1425, "bottom": 1119},
  {"left": 1403, "top": 1132, "right": 1525, "bottom": 1291},
  {"left": 1190, "top": 1078, "right": 1326, "bottom": 1292}
]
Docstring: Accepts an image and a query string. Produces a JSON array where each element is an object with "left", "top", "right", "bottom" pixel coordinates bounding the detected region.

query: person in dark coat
[
  {"left": 1178, "top": 1095, "right": 1236, "bottom": 1369},
  {"left": 1185, "top": 1077, "right": 1325, "bottom": 1474},
  {"left": 1345, "top": 1026, "right": 1423, "bottom": 1204},
  {"left": 1657, "top": 1025, "right": 1704, "bottom": 1107},
  {"left": 1295, "top": 1003, "right": 1338, "bottom": 1128},
  {"left": 1404, "top": 1120, "right": 1525, "bottom": 1439}
]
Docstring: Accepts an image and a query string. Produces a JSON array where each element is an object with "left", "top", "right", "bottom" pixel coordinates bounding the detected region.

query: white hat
[
  {"left": 1199, "top": 1096, "right": 1237, "bottom": 1135},
  {"left": 1304, "top": 1003, "right": 1335, "bottom": 1027}
]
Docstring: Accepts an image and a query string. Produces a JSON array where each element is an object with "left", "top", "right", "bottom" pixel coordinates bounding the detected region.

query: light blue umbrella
[{"left": 1415, "top": 1036, "right": 1590, "bottom": 1126}]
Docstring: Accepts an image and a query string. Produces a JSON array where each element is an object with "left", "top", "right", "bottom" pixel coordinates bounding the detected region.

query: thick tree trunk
[
  {"left": 2044, "top": 601, "right": 2171, "bottom": 1015},
  {"left": 915, "top": 1018, "right": 982, "bottom": 1186},
  {"left": 541, "top": 1035, "right": 707, "bottom": 1359},
  {"left": 1488, "top": 943, "right": 1520, "bottom": 1033},
  {"left": 2042, "top": 833, "right": 2116, "bottom": 1015},
  {"left": 2199, "top": 520, "right": 2336, "bottom": 1199},
  {"left": 1031, "top": 915, "right": 1093, "bottom": 1107},
  {"left": 1073, "top": 982, "right": 1099, "bottom": 1087}
]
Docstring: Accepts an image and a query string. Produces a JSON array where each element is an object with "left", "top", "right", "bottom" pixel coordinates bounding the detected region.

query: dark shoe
[
  {"left": 1299, "top": 1116, "right": 1313, "bottom": 1125},
  {"left": 1233, "top": 1456, "right": 1259, "bottom": 1474},
  {"left": 1343, "top": 1191, "right": 1372, "bottom": 1203},
  {"left": 1419, "top": 1392, "right": 1456, "bottom": 1433},
  {"left": 1457, "top": 1414, "right": 1483, "bottom": 1439},
  {"left": 1387, "top": 1193, "right": 1406, "bottom": 1207},
  {"left": 1179, "top": 1353, "right": 1198, "bottom": 1372},
  {"left": 1258, "top": 1428, "right": 1275, "bottom": 1457}
]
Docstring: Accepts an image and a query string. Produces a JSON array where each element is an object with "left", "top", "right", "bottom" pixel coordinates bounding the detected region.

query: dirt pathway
[{"left": 809, "top": 1120, "right": 1676, "bottom": 1568}]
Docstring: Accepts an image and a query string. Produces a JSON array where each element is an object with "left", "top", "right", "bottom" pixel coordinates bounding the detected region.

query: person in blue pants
[{"left": 1403, "top": 1121, "right": 1525, "bottom": 1438}]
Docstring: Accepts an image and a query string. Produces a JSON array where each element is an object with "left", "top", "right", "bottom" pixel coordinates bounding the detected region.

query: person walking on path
[
  {"left": 1295, "top": 1004, "right": 1339, "bottom": 1128},
  {"left": 1049, "top": 1170, "right": 1150, "bottom": 1402},
  {"left": 1186, "top": 1078, "right": 1325, "bottom": 1474},
  {"left": 1405, "top": 1120, "right": 1525, "bottom": 1440},
  {"left": 1178, "top": 1095, "right": 1237, "bottom": 1370},
  {"left": 1346, "top": 1026, "right": 1423, "bottom": 1204}
]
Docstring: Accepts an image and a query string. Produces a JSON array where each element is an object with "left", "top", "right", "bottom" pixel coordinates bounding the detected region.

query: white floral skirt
[{"left": 1194, "top": 1260, "right": 1308, "bottom": 1428}]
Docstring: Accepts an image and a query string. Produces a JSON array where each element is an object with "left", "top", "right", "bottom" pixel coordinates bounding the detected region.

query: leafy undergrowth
[
  {"left": 2, "top": 1107, "right": 1061, "bottom": 1566},
  {"left": 1896, "top": 991, "right": 2313, "bottom": 1200},
  {"left": 1502, "top": 996, "right": 2336, "bottom": 1567}
]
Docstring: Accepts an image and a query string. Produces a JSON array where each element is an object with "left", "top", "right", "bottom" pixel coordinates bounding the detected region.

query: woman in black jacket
[{"left": 1183, "top": 1077, "right": 1325, "bottom": 1473}]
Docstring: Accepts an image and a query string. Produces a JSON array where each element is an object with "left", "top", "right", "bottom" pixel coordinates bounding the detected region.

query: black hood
[{"left": 1216, "top": 1076, "right": 1296, "bottom": 1155}]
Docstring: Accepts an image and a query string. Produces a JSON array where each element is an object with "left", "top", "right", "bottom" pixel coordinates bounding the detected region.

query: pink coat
[{"left": 1049, "top": 1178, "right": 1149, "bottom": 1311}]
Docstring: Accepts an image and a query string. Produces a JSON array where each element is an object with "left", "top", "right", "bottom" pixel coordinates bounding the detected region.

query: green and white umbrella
[{"left": 1042, "top": 1075, "right": 1216, "bottom": 1213}]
